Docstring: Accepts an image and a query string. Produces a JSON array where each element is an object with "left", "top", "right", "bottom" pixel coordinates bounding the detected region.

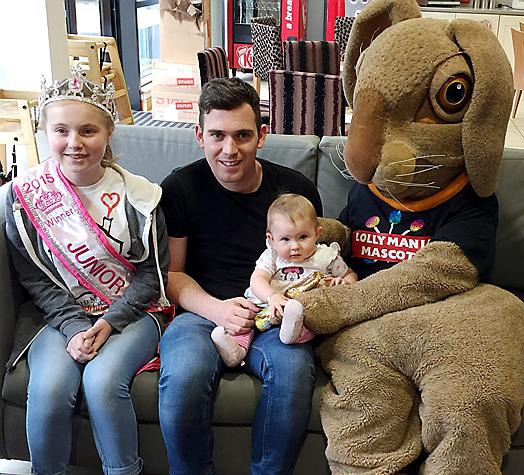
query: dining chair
[
  {"left": 196, "top": 46, "right": 229, "bottom": 87},
  {"left": 511, "top": 28, "right": 524, "bottom": 118},
  {"left": 250, "top": 16, "right": 283, "bottom": 95},
  {"left": 282, "top": 40, "right": 345, "bottom": 134},
  {"left": 334, "top": 16, "right": 355, "bottom": 62},
  {"left": 250, "top": 16, "right": 283, "bottom": 124},
  {"left": 282, "top": 40, "right": 341, "bottom": 76},
  {"left": 268, "top": 69, "right": 343, "bottom": 136}
]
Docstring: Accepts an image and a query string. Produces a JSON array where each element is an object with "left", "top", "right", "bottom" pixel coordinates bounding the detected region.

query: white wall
[
  {"left": 307, "top": 0, "right": 326, "bottom": 40},
  {"left": 0, "top": 0, "right": 69, "bottom": 171},
  {"left": 0, "top": 0, "right": 69, "bottom": 91}
]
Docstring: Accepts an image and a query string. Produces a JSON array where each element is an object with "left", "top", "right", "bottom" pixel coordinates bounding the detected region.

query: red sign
[
  {"left": 154, "top": 98, "right": 195, "bottom": 109},
  {"left": 281, "top": 0, "right": 307, "bottom": 41},
  {"left": 175, "top": 102, "right": 194, "bottom": 110},
  {"left": 177, "top": 78, "right": 195, "bottom": 86},
  {"left": 352, "top": 230, "right": 431, "bottom": 263},
  {"left": 233, "top": 43, "right": 253, "bottom": 69}
]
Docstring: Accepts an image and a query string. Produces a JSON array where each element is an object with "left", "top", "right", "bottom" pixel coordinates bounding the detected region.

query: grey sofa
[{"left": 0, "top": 124, "right": 523, "bottom": 474}]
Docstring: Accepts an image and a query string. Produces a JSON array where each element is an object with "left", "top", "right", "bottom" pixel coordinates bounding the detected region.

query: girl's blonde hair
[
  {"left": 267, "top": 194, "right": 320, "bottom": 231},
  {"left": 39, "top": 100, "right": 117, "bottom": 167}
]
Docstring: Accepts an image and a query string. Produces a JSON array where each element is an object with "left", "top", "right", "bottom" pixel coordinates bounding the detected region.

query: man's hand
[
  {"left": 217, "top": 297, "right": 258, "bottom": 335},
  {"left": 66, "top": 331, "right": 97, "bottom": 363},
  {"left": 83, "top": 319, "right": 113, "bottom": 353}
]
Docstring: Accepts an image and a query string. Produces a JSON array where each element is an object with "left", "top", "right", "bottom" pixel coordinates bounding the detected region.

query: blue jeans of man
[
  {"left": 27, "top": 315, "right": 159, "bottom": 475},
  {"left": 158, "top": 312, "right": 316, "bottom": 475}
]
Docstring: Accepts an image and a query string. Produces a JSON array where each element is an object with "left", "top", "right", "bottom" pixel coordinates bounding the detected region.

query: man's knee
[{"left": 252, "top": 340, "right": 315, "bottom": 394}]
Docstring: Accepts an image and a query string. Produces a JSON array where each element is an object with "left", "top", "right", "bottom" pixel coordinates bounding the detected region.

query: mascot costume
[{"left": 300, "top": 0, "right": 524, "bottom": 473}]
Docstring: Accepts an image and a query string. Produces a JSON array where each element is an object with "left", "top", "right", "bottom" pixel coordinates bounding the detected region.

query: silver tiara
[{"left": 39, "top": 65, "right": 116, "bottom": 121}]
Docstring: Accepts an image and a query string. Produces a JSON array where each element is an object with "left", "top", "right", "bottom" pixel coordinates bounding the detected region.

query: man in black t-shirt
[{"left": 159, "top": 78, "right": 322, "bottom": 475}]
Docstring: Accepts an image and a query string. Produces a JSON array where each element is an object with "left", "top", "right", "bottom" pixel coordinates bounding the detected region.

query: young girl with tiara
[{"left": 4, "top": 66, "right": 171, "bottom": 475}]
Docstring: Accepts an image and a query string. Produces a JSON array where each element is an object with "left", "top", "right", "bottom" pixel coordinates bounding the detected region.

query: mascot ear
[
  {"left": 343, "top": 0, "right": 420, "bottom": 108},
  {"left": 447, "top": 20, "right": 513, "bottom": 197}
]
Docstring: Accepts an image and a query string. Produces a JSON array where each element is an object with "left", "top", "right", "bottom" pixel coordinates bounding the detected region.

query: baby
[{"left": 212, "top": 193, "right": 357, "bottom": 366}]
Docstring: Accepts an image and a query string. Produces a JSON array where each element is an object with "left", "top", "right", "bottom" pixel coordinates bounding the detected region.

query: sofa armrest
[
  {"left": 0, "top": 229, "right": 17, "bottom": 366},
  {"left": 0, "top": 185, "right": 19, "bottom": 457}
]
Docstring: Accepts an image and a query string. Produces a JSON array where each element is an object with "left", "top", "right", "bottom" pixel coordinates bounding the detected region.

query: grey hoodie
[{"left": 4, "top": 162, "right": 170, "bottom": 370}]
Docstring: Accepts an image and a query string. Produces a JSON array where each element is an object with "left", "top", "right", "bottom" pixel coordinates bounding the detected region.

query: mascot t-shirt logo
[{"left": 352, "top": 213, "right": 430, "bottom": 263}]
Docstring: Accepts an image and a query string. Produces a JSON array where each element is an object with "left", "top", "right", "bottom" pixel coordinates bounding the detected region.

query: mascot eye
[
  {"left": 415, "top": 56, "right": 474, "bottom": 124},
  {"left": 436, "top": 75, "right": 472, "bottom": 114}
]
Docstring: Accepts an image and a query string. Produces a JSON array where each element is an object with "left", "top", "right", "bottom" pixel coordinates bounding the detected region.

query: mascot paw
[
  {"left": 297, "top": 286, "right": 350, "bottom": 335},
  {"left": 318, "top": 218, "right": 351, "bottom": 257}
]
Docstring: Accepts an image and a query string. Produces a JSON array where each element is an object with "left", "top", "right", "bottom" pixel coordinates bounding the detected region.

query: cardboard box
[
  {"left": 160, "top": 13, "right": 206, "bottom": 64},
  {"left": 152, "top": 89, "right": 200, "bottom": 123},
  {"left": 152, "top": 60, "right": 201, "bottom": 96}
]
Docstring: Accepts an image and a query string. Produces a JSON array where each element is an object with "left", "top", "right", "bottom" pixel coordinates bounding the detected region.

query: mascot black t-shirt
[{"left": 339, "top": 183, "right": 498, "bottom": 281}]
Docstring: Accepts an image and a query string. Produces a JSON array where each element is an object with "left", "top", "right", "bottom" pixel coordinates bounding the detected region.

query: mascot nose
[{"left": 345, "top": 88, "right": 386, "bottom": 183}]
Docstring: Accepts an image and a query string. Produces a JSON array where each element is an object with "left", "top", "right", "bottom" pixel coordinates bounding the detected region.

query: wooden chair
[
  {"left": 511, "top": 28, "right": 524, "bottom": 118},
  {"left": 67, "top": 34, "right": 133, "bottom": 124},
  {"left": 0, "top": 90, "right": 39, "bottom": 176},
  {"left": 268, "top": 69, "right": 343, "bottom": 136},
  {"left": 197, "top": 46, "right": 229, "bottom": 87}
]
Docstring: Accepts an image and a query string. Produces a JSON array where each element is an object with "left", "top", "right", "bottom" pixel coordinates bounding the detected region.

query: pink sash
[{"left": 13, "top": 160, "right": 137, "bottom": 308}]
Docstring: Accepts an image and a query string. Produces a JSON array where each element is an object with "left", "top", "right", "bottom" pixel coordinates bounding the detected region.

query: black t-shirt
[
  {"left": 160, "top": 158, "right": 323, "bottom": 300},
  {"left": 339, "top": 183, "right": 498, "bottom": 281}
]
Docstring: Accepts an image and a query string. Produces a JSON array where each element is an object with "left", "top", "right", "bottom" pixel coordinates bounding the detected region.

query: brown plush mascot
[{"left": 300, "top": 0, "right": 524, "bottom": 473}]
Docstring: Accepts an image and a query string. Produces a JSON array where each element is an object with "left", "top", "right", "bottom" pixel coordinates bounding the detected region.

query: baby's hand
[
  {"left": 324, "top": 276, "right": 344, "bottom": 286},
  {"left": 342, "top": 270, "right": 358, "bottom": 285},
  {"left": 267, "top": 293, "right": 287, "bottom": 320}
]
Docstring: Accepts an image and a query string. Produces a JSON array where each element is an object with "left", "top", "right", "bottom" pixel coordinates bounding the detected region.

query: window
[
  {"left": 137, "top": 1, "right": 160, "bottom": 83},
  {"left": 76, "top": 0, "right": 101, "bottom": 36}
]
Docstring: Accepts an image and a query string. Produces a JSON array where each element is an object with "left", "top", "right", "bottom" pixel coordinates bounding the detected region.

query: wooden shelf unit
[
  {"left": 67, "top": 34, "right": 134, "bottom": 125},
  {"left": 0, "top": 90, "right": 39, "bottom": 173}
]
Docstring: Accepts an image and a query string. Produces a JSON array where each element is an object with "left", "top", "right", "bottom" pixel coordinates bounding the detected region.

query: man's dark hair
[{"left": 198, "top": 77, "right": 262, "bottom": 131}]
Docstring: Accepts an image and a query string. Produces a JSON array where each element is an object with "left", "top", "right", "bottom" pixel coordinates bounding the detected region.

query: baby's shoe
[
  {"left": 211, "top": 326, "right": 247, "bottom": 367},
  {"left": 280, "top": 299, "right": 304, "bottom": 344}
]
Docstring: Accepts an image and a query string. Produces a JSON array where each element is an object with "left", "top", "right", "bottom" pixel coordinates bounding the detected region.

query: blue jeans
[
  {"left": 159, "top": 312, "right": 315, "bottom": 475},
  {"left": 27, "top": 315, "right": 159, "bottom": 475}
]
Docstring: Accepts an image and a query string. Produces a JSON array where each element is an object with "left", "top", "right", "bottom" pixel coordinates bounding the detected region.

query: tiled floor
[
  {"left": 0, "top": 460, "right": 100, "bottom": 475},
  {"left": 0, "top": 459, "right": 30, "bottom": 475},
  {"left": 506, "top": 117, "right": 524, "bottom": 148}
]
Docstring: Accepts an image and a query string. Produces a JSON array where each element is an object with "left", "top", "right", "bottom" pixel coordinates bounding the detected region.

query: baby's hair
[
  {"left": 39, "top": 100, "right": 117, "bottom": 167},
  {"left": 267, "top": 194, "right": 320, "bottom": 231}
]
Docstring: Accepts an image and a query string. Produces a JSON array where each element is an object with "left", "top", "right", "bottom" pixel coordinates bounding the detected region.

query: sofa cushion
[
  {"left": 36, "top": 126, "right": 321, "bottom": 188},
  {"left": 317, "top": 136, "right": 353, "bottom": 218},
  {"left": 108, "top": 125, "right": 320, "bottom": 187},
  {"left": 491, "top": 148, "right": 524, "bottom": 293},
  {"left": 2, "top": 356, "right": 327, "bottom": 433},
  {"left": 512, "top": 420, "right": 524, "bottom": 447}
]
